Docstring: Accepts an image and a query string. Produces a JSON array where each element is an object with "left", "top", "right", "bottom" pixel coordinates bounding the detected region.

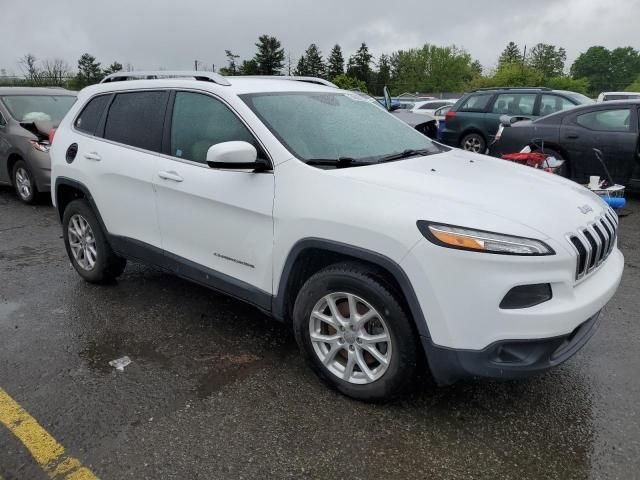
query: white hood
[{"left": 333, "top": 149, "right": 607, "bottom": 239}]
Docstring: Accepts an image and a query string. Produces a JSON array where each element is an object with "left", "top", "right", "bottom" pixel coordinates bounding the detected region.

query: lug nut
[
  {"left": 356, "top": 338, "right": 362, "bottom": 344},
  {"left": 338, "top": 338, "right": 345, "bottom": 345},
  {"left": 349, "top": 345, "right": 355, "bottom": 351}
]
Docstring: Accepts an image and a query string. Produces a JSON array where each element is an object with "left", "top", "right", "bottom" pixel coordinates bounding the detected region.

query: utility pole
[
  {"left": 194, "top": 60, "right": 200, "bottom": 71},
  {"left": 212, "top": 63, "right": 215, "bottom": 72}
]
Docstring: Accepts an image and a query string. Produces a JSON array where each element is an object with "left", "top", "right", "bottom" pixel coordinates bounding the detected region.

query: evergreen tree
[
  {"left": 498, "top": 42, "right": 522, "bottom": 67},
  {"left": 294, "top": 55, "right": 308, "bottom": 76},
  {"left": 347, "top": 43, "right": 373, "bottom": 85},
  {"left": 74, "top": 53, "right": 103, "bottom": 88},
  {"left": 219, "top": 50, "right": 240, "bottom": 75},
  {"left": 253, "top": 35, "right": 285, "bottom": 75},
  {"left": 103, "top": 61, "right": 123, "bottom": 76},
  {"left": 375, "top": 54, "right": 392, "bottom": 94},
  {"left": 326, "top": 44, "right": 345, "bottom": 79},
  {"left": 303, "top": 44, "right": 325, "bottom": 77},
  {"left": 239, "top": 59, "right": 259, "bottom": 75}
]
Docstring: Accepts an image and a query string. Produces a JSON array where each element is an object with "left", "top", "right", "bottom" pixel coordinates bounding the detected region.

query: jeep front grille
[{"left": 567, "top": 208, "right": 618, "bottom": 280}]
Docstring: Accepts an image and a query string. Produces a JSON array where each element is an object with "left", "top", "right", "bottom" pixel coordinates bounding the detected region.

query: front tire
[
  {"left": 293, "top": 263, "right": 418, "bottom": 402},
  {"left": 62, "top": 199, "right": 127, "bottom": 283},
  {"left": 12, "top": 160, "right": 38, "bottom": 204},
  {"left": 460, "top": 133, "right": 486, "bottom": 153}
]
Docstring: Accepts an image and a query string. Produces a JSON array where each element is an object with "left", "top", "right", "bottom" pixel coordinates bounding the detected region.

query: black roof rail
[{"left": 470, "top": 86, "right": 552, "bottom": 92}]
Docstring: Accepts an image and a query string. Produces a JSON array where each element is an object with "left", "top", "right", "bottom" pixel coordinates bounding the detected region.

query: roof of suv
[
  {"left": 81, "top": 76, "right": 339, "bottom": 99},
  {"left": 0, "top": 87, "right": 76, "bottom": 96}
]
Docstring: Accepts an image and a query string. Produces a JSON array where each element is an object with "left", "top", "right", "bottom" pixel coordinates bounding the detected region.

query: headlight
[
  {"left": 417, "top": 221, "right": 554, "bottom": 256},
  {"left": 30, "top": 140, "right": 50, "bottom": 153}
]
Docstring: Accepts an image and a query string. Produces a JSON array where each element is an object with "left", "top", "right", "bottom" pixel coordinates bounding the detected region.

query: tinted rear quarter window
[
  {"left": 576, "top": 109, "right": 632, "bottom": 132},
  {"left": 459, "top": 94, "right": 492, "bottom": 112},
  {"left": 75, "top": 94, "right": 110, "bottom": 135},
  {"left": 104, "top": 91, "right": 168, "bottom": 151}
]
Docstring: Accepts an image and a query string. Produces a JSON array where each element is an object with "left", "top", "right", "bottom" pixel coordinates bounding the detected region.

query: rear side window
[
  {"left": 491, "top": 93, "right": 536, "bottom": 115},
  {"left": 576, "top": 109, "right": 632, "bottom": 132},
  {"left": 104, "top": 91, "right": 168, "bottom": 152},
  {"left": 540, "top": 94, "right": 575, "bottom": 116},
  {"left": 458, "top": 94, "right": 492, "bottom": 112},
  {"left": 75, "top": 95, "right": 110, "bottom": 135},
  {"left": 170, "top": 91, "right": 257, "bottom": 163},
  {"left": 420, "top": 102, "right": 445, "bottom": 110}
]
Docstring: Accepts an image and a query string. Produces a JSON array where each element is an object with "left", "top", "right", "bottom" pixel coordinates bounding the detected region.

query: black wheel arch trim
[{"left": 273, "top": 238, "right": 431, "bottom": 339}]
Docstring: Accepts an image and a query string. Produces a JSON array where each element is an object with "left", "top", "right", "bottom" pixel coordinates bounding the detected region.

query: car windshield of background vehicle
[
  {"left": 0, "top": 95, "right": 76, "bottom": 123},
  {"left": 241, "top": 92, "right": 441, "bottom": 164}
]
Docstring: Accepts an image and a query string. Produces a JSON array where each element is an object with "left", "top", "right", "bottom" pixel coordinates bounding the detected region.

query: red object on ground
[{"left": 501, "top": 152, "right": 547, "bottom": 167}]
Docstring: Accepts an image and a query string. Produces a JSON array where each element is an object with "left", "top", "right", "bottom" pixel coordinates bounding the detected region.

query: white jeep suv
[{"left": 50, "top": 71, "right": 624, "bottom": 401}]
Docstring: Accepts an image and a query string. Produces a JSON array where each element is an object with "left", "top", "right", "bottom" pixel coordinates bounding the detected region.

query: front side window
[
  {"left": 170, "top": 92, "right": 257, "bottom": 163},
  {"left": 576, "top": 109, "right": 632, "bottom": 132},
  {"left": 0, "top": 95, "right": 76, "bottom": 123},
  {"left": 104, "top": 91, "right": 168, "bottom": 152},
  {"left": 540, "top": 94, "right": 575, "bottom": 116},
  {"left": 75, "top": 94, "right": 111, "bottom": 135},
  {"left": 459, "top": 94, "right": 492, "bottom": 112},
  {"left": 491, "top": 93, "right": 536, "bottom": 115},
  {"left": 241, "top": 92, "right": 441, "bottom": 164},
  {"left": 0, "top": 111, "right": 5, "bottom": 127}
]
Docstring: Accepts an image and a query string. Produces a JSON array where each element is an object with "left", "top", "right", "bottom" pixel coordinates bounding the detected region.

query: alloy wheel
[
  {"left": 15, "top": 167, "right": 33, "bottom": 200},
  {"left": 67, "top": 214, "right": 98, "bottom": 271},
  {"left": 309, "top": 292, "right": 392, "bottom": 385},
  {"left": 463, "top": 136, "right": 483, "bottom": 153}
]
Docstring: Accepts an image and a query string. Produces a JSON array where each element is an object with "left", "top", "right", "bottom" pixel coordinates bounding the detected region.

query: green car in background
[{"left": 441, "top": 87, "right": 593, "bottom": 153}]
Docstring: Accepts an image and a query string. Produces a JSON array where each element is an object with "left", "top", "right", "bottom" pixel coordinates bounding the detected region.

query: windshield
[
  {"left": 241, "top": 92, "right": 440, "bottom": 165},
  {"left": 1, "top": 95, "right": 76, "bottom": 123}
]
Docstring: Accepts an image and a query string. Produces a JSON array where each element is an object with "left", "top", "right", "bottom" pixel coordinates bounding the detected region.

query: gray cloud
[{"left": 2, "top": 0, "right": 639, "bottom": 75}]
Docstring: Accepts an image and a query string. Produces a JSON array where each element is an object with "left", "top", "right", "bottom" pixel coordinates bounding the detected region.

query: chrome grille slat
[{"left": 568, "top": 211, "right": 618, "bottom": 281}]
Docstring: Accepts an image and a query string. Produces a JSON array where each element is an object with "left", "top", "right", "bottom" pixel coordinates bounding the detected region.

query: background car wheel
[
  {"left": 62, "top": 199, "right": 127, "bottom": 283},
  {"left": 460, "top": 133, "right": 486, "bottom": 153},
  {"left": 12, "top": 160, "right": 38, "bottom": 204},
  {"left": 293, "top": 262, "right": 418, "bottom": 402}
]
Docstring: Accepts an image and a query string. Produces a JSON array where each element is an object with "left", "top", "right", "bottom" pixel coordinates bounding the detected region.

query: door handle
[
  {"left": 84, "top": 152, "right": 101, "bottom": 161},
  {"left": 566, "top": 134, "right": 579, "bottom": 139},
  {"left": 158, "top": 171, "right": 184, "bottom": 182}
]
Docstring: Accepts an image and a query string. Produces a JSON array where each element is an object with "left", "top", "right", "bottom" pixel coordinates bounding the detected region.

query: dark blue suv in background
[{"left": 441, "top": 87, "right": 593, "bottom": 153}]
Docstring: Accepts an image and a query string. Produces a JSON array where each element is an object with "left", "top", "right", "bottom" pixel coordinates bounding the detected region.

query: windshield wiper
[
  {"left": 378, "top": 148, "right": 434, "bottom": 163},
  {"left": 306, "top": 157, "right": 371, "bottom": 168}
]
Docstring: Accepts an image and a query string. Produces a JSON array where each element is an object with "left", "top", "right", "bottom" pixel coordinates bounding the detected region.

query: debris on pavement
[{"left": 108, "top": 356, "right": 132, "bottom": 371}]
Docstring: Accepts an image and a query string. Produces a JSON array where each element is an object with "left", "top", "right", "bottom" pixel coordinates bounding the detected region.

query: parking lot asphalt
[{"left": 0, "top": 186, "right": 639, "bottom": 480}]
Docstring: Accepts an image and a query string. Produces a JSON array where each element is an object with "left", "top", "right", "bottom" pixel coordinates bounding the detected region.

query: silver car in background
[{"left": 0, "top": 88, "right": 76, "bottom": 203}]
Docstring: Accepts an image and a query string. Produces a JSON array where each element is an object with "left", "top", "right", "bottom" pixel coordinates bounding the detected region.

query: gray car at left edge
[{"left": 0, "top": 87, "right": 76, "bottom": 203}]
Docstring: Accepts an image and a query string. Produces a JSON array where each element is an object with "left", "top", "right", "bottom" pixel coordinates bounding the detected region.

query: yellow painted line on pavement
[{"left": 0, "top": 387, "right": 99, "bottom": 480}]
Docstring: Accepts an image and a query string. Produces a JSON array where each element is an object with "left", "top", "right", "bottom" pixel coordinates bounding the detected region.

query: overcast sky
[{"left": 2, "top": 0, "right": 639, "bottom": 75}]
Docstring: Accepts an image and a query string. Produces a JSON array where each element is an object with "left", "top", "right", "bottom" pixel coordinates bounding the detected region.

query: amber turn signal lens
[{"left": 429, "top": 228, "right": 485, "bottom": 251}]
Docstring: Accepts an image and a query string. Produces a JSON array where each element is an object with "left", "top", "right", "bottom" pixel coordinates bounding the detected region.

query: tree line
[{"left": 3, "top": 35, "right": 640, "bottom": 96}]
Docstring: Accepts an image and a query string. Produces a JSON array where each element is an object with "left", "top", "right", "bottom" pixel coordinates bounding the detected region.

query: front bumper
[
  {"left": 423, "top": 311, "right": 600, "bottom": 385},
  {"left": 27, "top": 150, "right": 52, "bottom": 192}
]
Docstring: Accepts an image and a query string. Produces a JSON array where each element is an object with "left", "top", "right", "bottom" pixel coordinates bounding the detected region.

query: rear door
[
  {"left": 485, "top": 93, "right": 537, "bottom": 142},
  {"left": 154, "top": 90, "right": 274, "bottom": 300},
  {"left": 561, "top": 106, "right": 638, "bottom": 184},
  {"left": 73, "top": 90, "right": 167, "bottom": 249}
]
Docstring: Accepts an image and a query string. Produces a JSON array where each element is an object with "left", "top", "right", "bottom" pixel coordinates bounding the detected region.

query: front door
[
  {"left": 154, "top": 91, "right": 274, "bottom": 301},
  {"left": 562, "top": 106, "right": 638, "bottom": 185}
]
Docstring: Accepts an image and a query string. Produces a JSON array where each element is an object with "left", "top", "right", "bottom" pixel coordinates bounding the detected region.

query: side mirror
[
  {"left": 206, "top": 141, "right": 268, "bottom": 171},
  {"left": 383, "top": 85, "right": 392, "bottom": 111},
  {"left": 389, "top": 104, "right": 401, "bottom": 112}
]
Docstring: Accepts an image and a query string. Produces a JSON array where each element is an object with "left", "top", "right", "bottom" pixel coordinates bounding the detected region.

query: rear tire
[
  {"left": 62, "top": 199, "right": 127, "bottom": 283},
  {"left": 12, "top": 160, "right": 38, "bottom": 204},
  {"left": 460, "top": 133, "right": 486, "bottom": 154},
  {"left": 293, "top": 262, "right": 418, "bottom": 402}
]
